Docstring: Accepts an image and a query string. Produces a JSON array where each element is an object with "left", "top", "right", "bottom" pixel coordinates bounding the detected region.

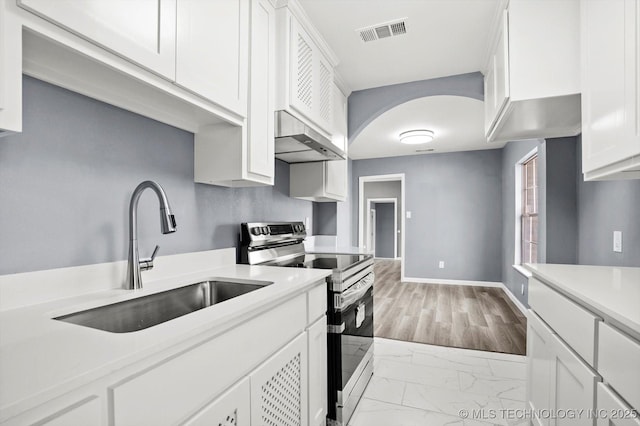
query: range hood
[{"left": 274, "top": 110, "right": 346, "bottom": 163}]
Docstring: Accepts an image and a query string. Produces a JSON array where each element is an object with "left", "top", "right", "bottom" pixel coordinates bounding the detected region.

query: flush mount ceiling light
[{"left": 399, "top": 129, "right": 434, "bottom": 145}]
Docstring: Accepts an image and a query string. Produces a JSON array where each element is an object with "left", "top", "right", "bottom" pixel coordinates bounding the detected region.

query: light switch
[
  {"left": 406, "top": 211, "right": 412, "bottom": 219},
  {"left": 613, "top": 231, "right": 622, "bottom": 253}
]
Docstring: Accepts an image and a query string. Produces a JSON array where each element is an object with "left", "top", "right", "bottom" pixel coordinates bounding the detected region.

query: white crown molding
[
  {"left": 333, "top": 71, "right": 352, "bottom": 97},
  {"left": 274, "top": 0, "right": 340, "bottom": 67}
]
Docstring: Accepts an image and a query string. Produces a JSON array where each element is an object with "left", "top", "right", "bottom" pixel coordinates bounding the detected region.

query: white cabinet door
[
  {"left": 17, "top": 0, "right": 177, "bottom": 79},
  {"left": 289, "top": 17, "right": 316, "bottom": 124},
  {"left": 581, "top": 0, "right": 640, "bottom": 178},
  {"left": 549, "top": 333, "right": 600, "bottom": 426},
  {"left": 176, "top": 0, "right": 248, "bottom": 116},
  {"left": 484, "top": 9, "right": 510, "bottom": 136},
  {"left": 307, "top": 316, "right": 327, "bottom": 426},
  {"left": 290, "top": 161, "right": 346, "bottom": 202},
  {"left": 250, "top": 333, "right": 309, "bottom": 426},
  {"left": 325, "top": 160, "right": 347, "bottom": 201},
  {"left": 596, "top": 383, "right": 640, "bottom": 426},
  {"left": 315, "top": 54, "right": 333, "bottom": 134},
  {"left": 182, "top": 378, "right": 250, "bottom": 426},
  {"left": 246, "top": 0, "right": 275, "bottom": 183},
  {"left": 527, "top": 311, "right": 554, "bottom": 426}
]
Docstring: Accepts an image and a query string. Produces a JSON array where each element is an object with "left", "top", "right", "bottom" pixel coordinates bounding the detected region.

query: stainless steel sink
[{"left": 55, "top": 278, "right": 273, "bottom": 333}]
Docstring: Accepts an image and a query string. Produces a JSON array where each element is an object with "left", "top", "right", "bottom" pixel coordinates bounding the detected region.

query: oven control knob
[
  {"left": 262, "top": 226, "right": 269, "bottom": 235},
  {"left": 251, "top": 227, "right": 260, "bottom": 236},
  {"left": 299, "top": 224, "right": 305, "bottom": 232}
]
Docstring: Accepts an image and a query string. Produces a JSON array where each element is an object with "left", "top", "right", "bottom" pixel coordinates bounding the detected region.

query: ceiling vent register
[{"left": 357, "top": 18, "right": 407, "bottom": 43}]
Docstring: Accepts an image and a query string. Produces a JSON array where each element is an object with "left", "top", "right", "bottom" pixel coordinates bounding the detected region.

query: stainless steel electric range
[{"left": 239, "top": 221, "right": 374, "bottom": 426}]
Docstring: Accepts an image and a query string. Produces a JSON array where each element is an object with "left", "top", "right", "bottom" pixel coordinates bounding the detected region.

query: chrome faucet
[{"left": 126, "top": 181, "right": 177, "bottom": 290}]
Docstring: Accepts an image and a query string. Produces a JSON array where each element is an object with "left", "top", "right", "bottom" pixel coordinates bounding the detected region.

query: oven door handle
[{"left": 339, "top": 272, "right": 374, "bottom": 310}]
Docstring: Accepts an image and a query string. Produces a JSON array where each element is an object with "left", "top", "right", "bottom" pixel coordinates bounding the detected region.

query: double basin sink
[{"left": 55, "top": 278, "right": 273, "bottom": 333}]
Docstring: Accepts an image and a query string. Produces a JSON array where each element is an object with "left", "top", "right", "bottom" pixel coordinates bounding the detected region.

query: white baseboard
[
  {"left": 401, "top": 276, "right": 503, "bottom": 288},
  {"left": 499, "top": 283, "right": 528, "bottom": 315}
]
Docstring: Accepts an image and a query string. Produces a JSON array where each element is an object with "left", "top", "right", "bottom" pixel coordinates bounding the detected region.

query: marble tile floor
[{"left": 348, "top": 337, "right": 527, "bottom": 426}]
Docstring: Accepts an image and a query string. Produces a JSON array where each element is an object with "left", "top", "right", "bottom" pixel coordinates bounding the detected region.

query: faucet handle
[
  {"left": 150, "top": 245, "right": 160, "bottom": 261},
  {"left": 140, "top": 245, "right": 160, "bottom": 272}
]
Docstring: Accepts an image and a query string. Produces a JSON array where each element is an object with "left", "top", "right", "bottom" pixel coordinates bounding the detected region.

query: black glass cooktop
[{"left": 266, "top": 253, "right": 369, "bottom": 270}]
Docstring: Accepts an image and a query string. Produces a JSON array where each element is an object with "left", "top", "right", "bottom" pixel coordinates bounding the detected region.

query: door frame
[
  {"left": 367, "top": 198, "right": 398, "bottom": 259},
  {"left": 358, "top": 173, "right": 405, "bottom": 278}
]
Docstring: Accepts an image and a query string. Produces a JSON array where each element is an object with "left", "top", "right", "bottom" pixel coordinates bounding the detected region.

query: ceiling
[
  {"left": 298, "top": 0, "right": 502, "bottom": 159},
  {"left": 298, "top": 0, "right": 501, "bottom": 92},
  {"left": 349, "top": 95, "right": 505, "bottom": 160}
]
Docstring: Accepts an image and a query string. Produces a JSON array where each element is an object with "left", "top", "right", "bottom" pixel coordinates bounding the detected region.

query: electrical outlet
[
  {"left": 438, "top": 261, "right": 445, "bottom": 269},
  {"left": 613, "top": 231, "right": 622, "bottom": 253},
  {"left": 521, "top": 284, "right": 525, "bottom": 295}
]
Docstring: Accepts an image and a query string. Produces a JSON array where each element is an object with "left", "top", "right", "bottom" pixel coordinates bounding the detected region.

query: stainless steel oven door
[{"left": 327, "top": 270, "right": 374, "bottom": 425}]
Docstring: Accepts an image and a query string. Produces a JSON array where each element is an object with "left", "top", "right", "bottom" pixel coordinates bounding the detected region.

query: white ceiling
[
  {"left": 298, "top": 0, "right": 501, "bottom": 92},
  {"left": 349, "top": 95, "right": 505, "bottom": 160},
  {"left": 298, "top": 0, "right": 502, "bottom": 159}
]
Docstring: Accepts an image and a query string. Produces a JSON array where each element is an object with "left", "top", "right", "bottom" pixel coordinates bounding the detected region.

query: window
[{"left": 520, "top": 154, "right": 538, "bottom": 264}]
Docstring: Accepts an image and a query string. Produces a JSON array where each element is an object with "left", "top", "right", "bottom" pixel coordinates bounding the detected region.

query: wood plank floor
[{"left": 373, "top": 259, "right": 527, "bottom": 355}]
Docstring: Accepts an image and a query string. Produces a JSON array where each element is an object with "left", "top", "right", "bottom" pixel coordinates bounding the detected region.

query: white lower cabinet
[
  {"left": 308, "top": 316, "right": 328, "bottom": 426},
  {"left": 527, "top": 311, "right": 554, "bottom": 426},
  {"left": 527, "top": 310, "right": 601, "bottom": 426},
  {"left": 33, "top": 397, "right": 101, "bottom": 426},
  {"left": 596, "top": 383, "right": 640, "bottom": 426},
  {"left": 250, "top": 332, "right": 309, "bottom": 426},
  {"left": 183, "top": 378, "right": 250, "bottom": 426},
  {"left": 549, "top": 333, "right": 600, "bottom": 425}
]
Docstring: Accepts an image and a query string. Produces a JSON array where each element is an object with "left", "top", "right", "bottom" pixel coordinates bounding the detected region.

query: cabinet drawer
[
  {"left": 307, "top": 280, "right": 327, "bottom": 324},
  {"left": 598, "top": 323, "right": 640, "bottom": 410},
  {"left": 597, "top": 383, "right": 640, "bottom": 426},
  {"left": 111, "top": 294, "right": 306, "bottom": 426},
  {"left": 529, "top": 278, "right": 600, "bottom": 365}
]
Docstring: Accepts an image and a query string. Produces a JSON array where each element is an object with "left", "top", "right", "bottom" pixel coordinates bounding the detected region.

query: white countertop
[
  {"left": 526, "top": 263, "right": 640, "bottom": 339},
  {"left": 0, "top": 257, "right": 331, "bottom": 420}
]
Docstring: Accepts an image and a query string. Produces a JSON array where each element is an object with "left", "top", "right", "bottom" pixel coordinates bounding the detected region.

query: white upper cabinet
[
  {"left": 17, "top": 0, "right": 177, "bottom": 80},
  {"left": 176, "top": 0, "right": 248, "bottom": 116},
  {"left": 484, "top": 9, "right": 510, "bottom": 136},
  {"left": 581, "top": 0, "right": 640, "bottom": 180},
  {"left": 289, "top": 82, "right": 348, "bottom": 202},
  {"left": 275, "top": 1, "right": 337, "bottom": 137},
  {"left": 194, "top": 0, "right": 275, "bottom": 187},
  {"left": 484, "top": 0, "right": 581, "bottom": 143}
]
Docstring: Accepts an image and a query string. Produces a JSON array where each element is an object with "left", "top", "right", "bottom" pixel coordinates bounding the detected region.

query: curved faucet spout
[{"left": 126, "top": 181, "right": 177, "bottom": 290}]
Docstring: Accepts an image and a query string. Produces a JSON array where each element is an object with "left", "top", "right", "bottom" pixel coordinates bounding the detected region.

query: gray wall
[
  {"left": 348, "top": 72, "right": 484, "bottom": 142},
  {"left": 374, "top": 203, "right": 395, "bottom": 258},
  {"left": 361, "top": 181, "right": 402, "bottom": 257},
  {"left": 336, "top": 159, "right": 353, "bottom": 247},
  {"left": 545, "top": 138, "right": 578, "bottom": 264},
  {"left": 352, "top": 150, "right": 503, "bottom": 282},
  {"left": 576, "top": 137, "right": 640, "bottom": 266},
  {"left": 313, "top": 202, "right": 337, "bottom": 235},
  {"left": 0, "top": 76, "right": 313, "bottom": 275}
]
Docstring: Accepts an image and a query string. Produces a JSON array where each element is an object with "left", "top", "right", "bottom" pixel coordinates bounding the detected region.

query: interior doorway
[
  {"left": 358, "top": 174, "right": 405, "bottom": 275},
  {"left": 367, "top": 199, "right": 397, "bottom": 259}
]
